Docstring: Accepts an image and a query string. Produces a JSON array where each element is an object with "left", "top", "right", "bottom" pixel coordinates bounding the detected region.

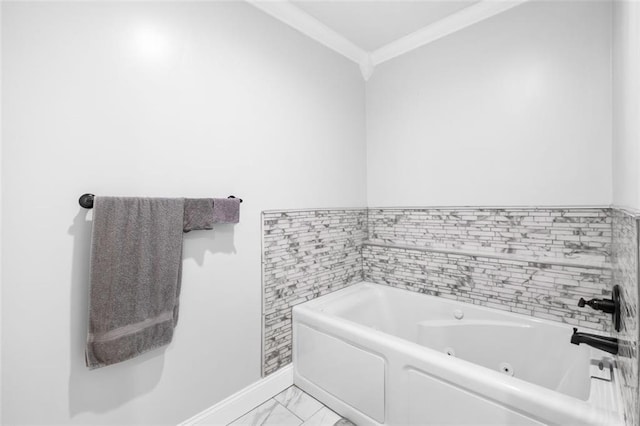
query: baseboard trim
[{"left": 179, "top": 365, "right": 294, "bottom": 426}]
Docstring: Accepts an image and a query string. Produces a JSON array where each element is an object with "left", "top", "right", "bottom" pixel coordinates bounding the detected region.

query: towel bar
[{"left": 78, "top": 193, "right": 243, "bottom": 209}]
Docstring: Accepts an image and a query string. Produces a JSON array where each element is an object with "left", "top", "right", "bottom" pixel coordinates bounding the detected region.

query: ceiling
[
  {"left": 291, "top": 1, "right": 479, "bottom": 51},
  {"left": 248, "top": 0, "right": 528, "bottom": 80}
]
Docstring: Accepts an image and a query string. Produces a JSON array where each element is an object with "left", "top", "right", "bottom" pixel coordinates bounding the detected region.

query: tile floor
[{"left": 227, "top": 385, "right": 349, "bottom": 426}]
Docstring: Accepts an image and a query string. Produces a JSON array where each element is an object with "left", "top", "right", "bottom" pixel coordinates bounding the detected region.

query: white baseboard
[{"left": 179, "top": 365, "right": 294, "bottom": 426}]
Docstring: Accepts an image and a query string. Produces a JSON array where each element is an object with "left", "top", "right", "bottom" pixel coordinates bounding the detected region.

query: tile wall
[
  {"left": 612, "top": 209, "right": 640, "bottom": 426},
  {"left": 363, "top": 244, "right": 611, "bottom": 329},
  {"left": 367, "top": 207, "right": 611, "bottom": 266},
  {"left": 364, "top": 208, "right": 613, "bottom": 330},
  {"left": 262, "top": 209, "right": 366, "bottom": 376}
]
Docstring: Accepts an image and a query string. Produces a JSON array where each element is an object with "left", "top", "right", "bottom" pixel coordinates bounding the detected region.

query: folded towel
[
  {"left": 212, "top": 198, "right": 240, "bottom": 223},
  {"left": 85, "top": 197, "right": 185, "bottom": 369},
  {"left": 183, "top": 198, "right": 215, "bottom": 232}
]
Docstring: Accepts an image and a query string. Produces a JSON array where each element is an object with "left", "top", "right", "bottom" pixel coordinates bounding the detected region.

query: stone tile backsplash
[
  {"left": 367, "top": 207, "right": 611, "bottom": 266},
  {"left": 363, "top": 207, "right": 613, "bottom": 331},
  {"left": 363, "top": 243, "right": 611, "bottom": 329},
  {"left": 612, "top": 209, "right": 640, "bottom": 426},
  {"left": 262, "top": 209, "right": 366, "bottom": 376}
]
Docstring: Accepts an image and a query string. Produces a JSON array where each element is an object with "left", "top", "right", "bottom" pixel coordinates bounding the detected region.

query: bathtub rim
[{"left": 296, "top": 281, "right": 610, "bottom": 335}]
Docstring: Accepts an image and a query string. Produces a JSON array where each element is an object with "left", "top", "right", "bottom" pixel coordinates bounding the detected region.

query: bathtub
[{"left": 292, "top": 282, "right": 623, "bottom": 426}]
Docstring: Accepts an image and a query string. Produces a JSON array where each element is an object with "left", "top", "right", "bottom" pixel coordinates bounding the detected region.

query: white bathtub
[{"left": 292, "top": 282, "right": 623, "bottom": 426}]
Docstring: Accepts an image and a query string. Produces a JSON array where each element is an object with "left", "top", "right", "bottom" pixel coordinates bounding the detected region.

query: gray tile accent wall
[
  {"left": 364, "top": 207, "right": 613, "bottom": 330},
  {"left": 262, "top": 209, "right": 367, "bottom": 376},
  {"left": 363, "top": 244, "right": 611, "bottom": 329},
  {"left": 368, "top": 208, "right": 611, "bottom": 267},
  {"left": 612, "top": 209, "right": 640, "bottom": 426}
]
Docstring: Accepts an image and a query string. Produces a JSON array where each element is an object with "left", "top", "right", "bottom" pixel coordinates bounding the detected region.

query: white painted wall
[
  {"left": 612, "top": 0, "right": 640, "bottom": 211},
  {"left": 1, "top": 2, "right": 365, "bottom": 424},
  {"left": 366, "top": 1, "right": 612, "bottom": 207},
  {"left": 0, "top": 3, "right": 3, "bottom": 423}
]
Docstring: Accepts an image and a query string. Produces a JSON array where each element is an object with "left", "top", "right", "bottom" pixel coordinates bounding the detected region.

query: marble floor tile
[
  {"left": 301, "top": 407, "right": 341, "bottom": 426},
  {"left": 230, "top": 399, "right": 303, "bottom": 426},
  {"left": 274, "top": 386, "right": 324, "bottom": 420}
]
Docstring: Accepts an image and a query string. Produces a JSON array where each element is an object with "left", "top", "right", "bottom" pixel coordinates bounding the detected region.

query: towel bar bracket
[
  {"left": 78, "top": 193, "right": 242, "bottom": 209},
  {"left": 79, "top": 193, "right": 95, "bottom": 209}
]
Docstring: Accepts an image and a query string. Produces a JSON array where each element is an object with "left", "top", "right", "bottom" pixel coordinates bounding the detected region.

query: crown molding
[
  {"left": 247, "top": 0, "right": 528, "bottom": 81},
  {"left": 370, "top": 0, "right": 529, "bottom": 66},
  {"left": 359, "top": 53, "right": 374, "bottom": 81},
  {"left": 247, "top": 0, "right": 368, "bottom": 70}
]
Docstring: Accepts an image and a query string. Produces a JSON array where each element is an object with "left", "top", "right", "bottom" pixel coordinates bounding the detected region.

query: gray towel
[
  {"left": 183, "top": 198, "right": 214, "bottom": 232},
  {"left": 212, "top": 198, "right": 240, "bottom": 223},
  {"left": 86, "top": 197, "right": 185, "bottom": 369}
]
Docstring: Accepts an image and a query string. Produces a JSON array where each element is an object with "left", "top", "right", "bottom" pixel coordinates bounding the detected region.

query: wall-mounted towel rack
[{"left": 78, "top": 193, "right": 243, "bottom": 209}]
